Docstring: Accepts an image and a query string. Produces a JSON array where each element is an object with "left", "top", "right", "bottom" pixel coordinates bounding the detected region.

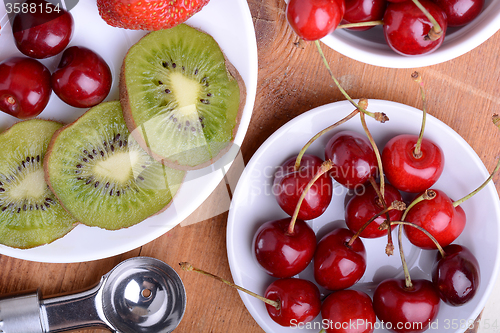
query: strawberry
[{"left": 97, "top": 0, "right": 211, "bottom": 31}]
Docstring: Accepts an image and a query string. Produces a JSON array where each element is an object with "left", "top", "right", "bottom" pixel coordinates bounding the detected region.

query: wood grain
[{"left": 1, "top": 0, "right": 499, "bottom": 332}]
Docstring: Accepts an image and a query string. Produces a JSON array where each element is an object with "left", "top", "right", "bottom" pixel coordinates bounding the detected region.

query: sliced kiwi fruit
[
  {"left": 0, "top": 120, "right": 77, "bottom": 248},
  {"left": 120, "top": 24, "right": 246, "bottom": 170},
  {"left": 44, "top": 101, "right": 186, "bottom": 230}
]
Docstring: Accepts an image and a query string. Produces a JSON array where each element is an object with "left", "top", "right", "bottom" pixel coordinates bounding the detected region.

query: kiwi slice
[
  {"left": 120, "top": 24, "right": 246, "bottom": 170},
  {"left": 45, "top": 101, "right": 185, "bottom": 230},
  {"left": 0, "top": 120, "right": 76, "bottom": 248}
]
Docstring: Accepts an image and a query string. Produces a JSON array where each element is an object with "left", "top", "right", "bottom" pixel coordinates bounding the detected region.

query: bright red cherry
[
  {"left": 321, "top": 289, "right": 376, "bottom": 333},
  {"left": 373, "top": 279, "right": 440, "bottom": 333},
  {"left": 383, "top": 0, "right": 448, "bottom": 56},
  {"left": 342, "top": 0, "right": 387, "bottom": 31},
  {"left": 264, "top": 278, "right": 321, "bottom": 327},
  {"left": 273, "top": 154, "right": 333, "bottom": 220},
  {"left": 431, "top": 0, "right": 484, "bottom": 26},
  {"left": 51, "top": 46, "right": 112, "bottom": 108},
  {"left": 325, "top": 131, "right": 377, "bottom": 189},
  {"left": 253, "top": 218, "right": 316, "bottom": 278},
  {"left": 12, "top": 0, "right": 74, "bottom": 59},
  {"left": 0, "top": 57, "right": 51, "bottom": 119},
  {"left": 404, "top": 189, "right": 466, "bottom": 250},
  {"left": 314, "top": 228, "right": 366, "bottom": 290},
  {"left": 345, "top": 182, "right": 403, "bottom": 238},
  {"left": 286, "top": 0, "right": 345, "bottom": 41},
  {"left": 432, "top": 244, "right": 480, "bottom": 306},
  {"left": 382, "top": 134, "right": 444, "bottom": 193}
]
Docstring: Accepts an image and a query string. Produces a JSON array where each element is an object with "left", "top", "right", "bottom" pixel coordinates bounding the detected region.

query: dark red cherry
[
  {"left": 0, "top": 57, "right": 51, "bottom": 119},
  {"left": 431, "top": 0, "right": 484, "bottom": 26},
  {"left": 264, "top": 278, "right": 321, "bottom": 327},
  {"left": 345, "top": 182, "right": 403, "bottom": 238},
  {"left": 314, "top": 228, "right": 366, "bottom": 290},
  {"left": 342, "top": 0, "right": 387, "bottom": 31},
  {"left": 253, "top": 218, "right": 316, "bottom": 278},
  {"left": 325, "top": 131, "right": 377, "bottom": 190},
  {"left": 286, "top": 0, "right": 345, "bottom": 41},
  {"left": 382, "top": 134, "right": 444, "bottom": 193},
  {"left": 273, "top": 154, "right": 333, "bottom": 220},
  {"left": 404, "top": 189, "right": 466, "bottom": 250},
  {"left": 373, "top": 279, "right": 440, "bottom": 333},
  {"left": 432, "top": 244, "right": 480, "bottom": 306},
  {"left": 51, "top": 46, "right": 112, "bottom": 108},
  {"left": 12, "top": 0, "right": 74, "bottom": 59},
  {"left": 383, "top": 0, "right": 448, "bottom": 56},
  {"left": 321, "top": 289, "right": 376, "bottom": 333}
]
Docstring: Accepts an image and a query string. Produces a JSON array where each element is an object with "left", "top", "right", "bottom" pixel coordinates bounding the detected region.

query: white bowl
[
  {"left": 321, "top": 0, "right": 500, "bottom": 68},
  {"left": 227, "top": 99, "right": 500, "bottom": 333}
]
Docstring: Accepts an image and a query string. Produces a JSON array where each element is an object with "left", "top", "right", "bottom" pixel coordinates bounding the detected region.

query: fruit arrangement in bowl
[
  {"left": 226, "top": 97, "right": 500, "bottom": 332},
  {"left": 0, "top": 0, "right": 257, "bottom": 262},
  {"left": 285, "top": 0, "right": 500, "bottom": 67}
]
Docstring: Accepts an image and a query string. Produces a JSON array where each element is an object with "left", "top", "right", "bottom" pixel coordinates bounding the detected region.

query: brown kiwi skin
[
  {"left": 120, "top": 25, "right": 247, "bottom": 171},
  {"left": 43, "top": 103, "right": 186, "bottom": 229}
]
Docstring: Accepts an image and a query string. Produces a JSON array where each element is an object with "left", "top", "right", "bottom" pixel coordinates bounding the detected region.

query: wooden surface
[{"left": 1, "top": 0, "right": 499, "bottom": 332}]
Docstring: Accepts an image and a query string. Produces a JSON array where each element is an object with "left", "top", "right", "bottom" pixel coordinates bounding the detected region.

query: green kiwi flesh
[
  {"left": 45, "top": 101, "right": 185, "bottom": 230},
  {"left": 0, "top": 120, "right": 76, "bottom": 248},
  {"left": 120, "top": 24, "right": 246, "bottom": 170}
]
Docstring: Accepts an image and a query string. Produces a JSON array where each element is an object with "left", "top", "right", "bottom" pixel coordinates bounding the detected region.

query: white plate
[
  {"left": 0, "top": 0, "right": 258, "bottom": 262},
  {"left": 227, "top": 100, "right": 500, "bottom": 333},
  {"left": 321, "top": 0, "right": 500, "bottom": 68}
]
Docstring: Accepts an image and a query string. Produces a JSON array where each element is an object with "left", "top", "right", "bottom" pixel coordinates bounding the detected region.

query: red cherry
[
  {"left": 321, "top": 289, "right": 376, "bottom": 333},
  {"left": 12, "top": 0, "right": 74, "bottom": 59},
  {"left": 286, "top": 0, "right": 345, "bottom": 41},
  {"left": 51, "top": 46, "right": 112, "bottom": 108},
  {"left": 264, "top": 278, "right": 321, "bottom": 327},
  {"left": 345, "top": 182, "right": 403, "bottom": 238},
  {"left": 383, "top": 0, "right": 448, "bottom": 56},
  {"left": 253, "top": 218, "right": 316, "bottom": 278},
  {"left": 373, "top": 279, "right": 440, "bottom": 333},
  {"left": 274, "top": 154, "right": 333, "bottom": 220},
  {"left": 431, "top": 0, "right": 484, "bottom": 26},
  {"left": 404, "top": 189, "right": 466, "bottom": 250},
  {"left": 432, "top": 244, "right": 480, "bottom": 306},
  {"left": 341, "top": 0, "right": 387, "bottom": 31},
  {"left": 325, "top": 131, "right": 377, "bottom": 189},
  {"left": 314, "top": 228, "right": 366, "bottom": 290},
  {"left": 0, "top": 57, "right": 51, "bottom": 119},
  {"left": 382, "top": 134, "right": 444, "bottom": 193}
]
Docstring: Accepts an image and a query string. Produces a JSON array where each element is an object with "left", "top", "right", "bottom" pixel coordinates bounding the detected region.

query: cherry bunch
[
  {"left": 0, "top": 0, "right": 112, "bottom": 119},
  {"left": 286, "top": 0, "right": 484, "bottom": 56},
  {"left": 249, "top": 71, "right": 495, "bottom": 331}
]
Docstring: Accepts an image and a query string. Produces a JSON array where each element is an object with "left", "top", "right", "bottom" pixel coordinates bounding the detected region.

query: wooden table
[{"left": 1, "top": 0, "right": 499, "bottom": 332}]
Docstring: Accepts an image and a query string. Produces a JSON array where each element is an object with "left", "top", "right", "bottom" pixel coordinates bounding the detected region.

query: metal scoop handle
[{"left": 0, "top": 277, "right": 113, "bottom": 333}]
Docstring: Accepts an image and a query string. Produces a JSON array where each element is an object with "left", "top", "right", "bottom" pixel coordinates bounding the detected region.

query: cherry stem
[
  {"left": 368, "top": 177, "right": 394, "bottom": 255},
  {"left": 179, "top": 262, "right": 281, "bottom": 310},
  {"left": 288, "top": 160, "right": 334, "bottom": 234},
  {"left": 397, "top": 225, "right": 413, "bottom": 289},
  {"left": 411, "top": 0, "right": 443, "bottom": 40},
  {"left": 412, "top": 71, "right": 427, "bottom": 159},
  {"left": 347, "top": 200, "right": 406, "bottom": 247},
  {"left": 360, "top": 112, "right": 385, "bottom": 197},
  {"left": 390, "top": 221, "right": 446, "bottom": 257},
  {"left": 401, "top": 189, "right": 436, "bottom": 222},
  {"left": 314, "top": 40, "right": 389, "bottom": 123},
  {"left": 452, "top": 154, "right": 500, "bottom": 207},
  {"left": 294, "top": 103, "right": 363, "bottom": 171},
  {"left": 337, "top": 20, "right": 384, "bottom": 29}
]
